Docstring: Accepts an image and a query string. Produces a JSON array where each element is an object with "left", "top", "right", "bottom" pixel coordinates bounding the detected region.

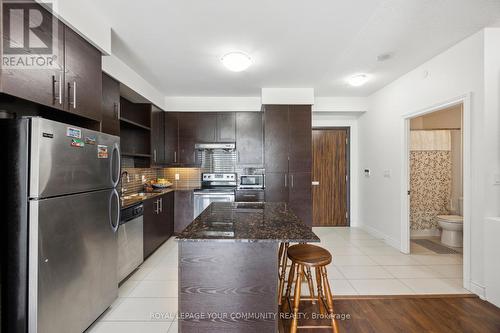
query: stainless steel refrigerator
[{"left": 1, "top": 117, "right": 121, "bottom": 333}]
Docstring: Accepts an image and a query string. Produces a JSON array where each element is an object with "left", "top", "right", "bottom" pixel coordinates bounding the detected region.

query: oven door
[{"left": 193, "top": 193, "right": 235, "bottom": 219}]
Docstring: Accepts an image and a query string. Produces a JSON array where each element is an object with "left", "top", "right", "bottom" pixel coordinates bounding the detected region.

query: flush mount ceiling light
[
  {"left": 347, "top": 73, "right": 370, "bottom": 87},
  {"left": 221, "top": 51, "right": 253, "bottom": 72}
]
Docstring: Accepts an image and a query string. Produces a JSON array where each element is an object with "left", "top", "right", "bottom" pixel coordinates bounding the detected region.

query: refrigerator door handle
[
  {"left": 109, "top": 189, "right": 120, "bottom": 232},
  {"left": 110, "top": 143, "right": 121, "bottom": 187}
]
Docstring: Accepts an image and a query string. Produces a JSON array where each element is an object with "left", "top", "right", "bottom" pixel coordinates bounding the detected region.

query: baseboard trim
[
  {"left": 469, "top": 281, "right": 486, "bottom": 300},
  {"left": 359, "top": 224, "right": 401, "bottom": 251}
]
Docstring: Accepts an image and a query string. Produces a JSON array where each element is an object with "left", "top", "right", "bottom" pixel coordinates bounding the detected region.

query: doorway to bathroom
[{"left": 401, "top": 94, "right": 471, "bottom": 292}]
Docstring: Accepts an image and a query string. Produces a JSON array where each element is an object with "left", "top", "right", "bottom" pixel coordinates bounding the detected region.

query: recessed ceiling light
[
  {"left": 347, "top": 73, "right": 370, "bottom": 87},
  {"left": 221, "top": 51, "right": 253, "bottom": 72}
]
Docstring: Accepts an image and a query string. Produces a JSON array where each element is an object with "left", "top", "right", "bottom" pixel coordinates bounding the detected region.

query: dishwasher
[{"left": 118, "top": 203, "right": 144, "bottom": 282}]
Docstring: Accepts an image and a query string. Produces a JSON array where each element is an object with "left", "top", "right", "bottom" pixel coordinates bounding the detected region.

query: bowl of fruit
[{"left": 151, "top": 178, "right": 173, "bottom": 189}]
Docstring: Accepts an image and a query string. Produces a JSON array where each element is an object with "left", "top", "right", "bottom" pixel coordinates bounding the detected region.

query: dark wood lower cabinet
[
  {"left": 143, "top": 192, "right": 174, "bottom": 259},
  {"left": 288, "top": 172, "right": 312, "bottom": 225},
  {"left": 174, "top": 190, "right": 194, "bottom": 233}
]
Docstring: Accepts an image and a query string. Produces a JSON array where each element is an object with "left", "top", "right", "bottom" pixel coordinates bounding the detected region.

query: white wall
[
  {"left": 312, "top": 113, "right": 362, "bottom": 227},
  {"left": 359, "top": 29, "right": 500, "bottom": 296}
]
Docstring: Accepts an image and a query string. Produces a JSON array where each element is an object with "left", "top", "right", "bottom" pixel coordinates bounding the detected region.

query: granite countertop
[{"left": 176, "top": 202, "right": 320, "bottom": 243}]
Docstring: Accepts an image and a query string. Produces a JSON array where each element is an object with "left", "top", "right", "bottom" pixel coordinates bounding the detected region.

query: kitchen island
[{"left": 176, "top": 202, "right": 319, "bottom": 332}]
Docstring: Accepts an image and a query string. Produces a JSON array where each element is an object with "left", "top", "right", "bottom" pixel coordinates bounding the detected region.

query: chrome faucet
[{"left": 120, "top": 171, "right": 129, "bottom": 195}]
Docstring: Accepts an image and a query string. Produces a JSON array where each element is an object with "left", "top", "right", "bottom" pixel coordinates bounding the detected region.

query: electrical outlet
[{"left": 175, "top": 173, "right": 180, "bottom": 180}]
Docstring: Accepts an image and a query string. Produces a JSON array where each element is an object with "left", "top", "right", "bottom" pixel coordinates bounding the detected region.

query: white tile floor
[{"left": 87, "top": 227, "right": 469, "bottom": 332}]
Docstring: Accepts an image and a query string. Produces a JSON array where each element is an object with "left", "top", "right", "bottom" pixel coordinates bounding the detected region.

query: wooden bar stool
[
  {"left": 278, "top": 242, "right": 289, "bottom": 306},
  {"left": 284, "top": 244, "right": 339, "bottom": 333}
]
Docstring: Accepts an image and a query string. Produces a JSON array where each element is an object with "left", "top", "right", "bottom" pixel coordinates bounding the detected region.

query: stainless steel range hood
[{"left": 195, "top": 142, "right": 236, "bottom": 150}]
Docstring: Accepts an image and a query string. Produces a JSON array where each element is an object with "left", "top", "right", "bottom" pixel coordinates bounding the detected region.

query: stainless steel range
[{"left": 193, "top": 173, "right": 236, "bottom": 218}]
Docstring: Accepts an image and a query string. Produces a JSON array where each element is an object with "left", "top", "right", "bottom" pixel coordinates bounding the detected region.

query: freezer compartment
[
  {"left": 29, "top": 189, "right": 120, "bottom": 333},
  {"left": 30, "top": 117, "right": 120, "bottom": 198}
]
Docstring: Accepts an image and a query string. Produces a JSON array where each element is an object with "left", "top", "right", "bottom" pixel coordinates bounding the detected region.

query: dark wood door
[
  {"left": 312, "top": 129, "right": 349, "bottom": 226},
  {"left": 174, "top": 190, "right": 194, "bottom": 233},
  {"left": 151, "top": 105, "right": 165, "bottom": 165},
  {"left": 288, "top": 105, "right": 312, "bottom": 173},
  {"left": 64, "top": 25, "right": 102, "bottom": 121},
  {"left": 288, "top": 172, "right": 312, "bottom": 225},
  {"left": 264, "top": 172, "right": 288, "bottom": 202},
  {"left": 236, "top": 112, "right": 263, "bottom": 166},
  {"left": 164, "top": 112, "right": 178, "bottom": 164},
  {"left": 101, "top": 73, "right": 120, "bottom": 136},
  {"left": 178, "top": 113, "right": 216, "bottom": 165},
  {"left": 264, "top": 105, "right": 289, "bottom": 173},
  {"left": 216, "top": 112, "right": 236, "bottom": 142},
  {"left": 1, "top": 4, "right": 65, "bottom": 110}
]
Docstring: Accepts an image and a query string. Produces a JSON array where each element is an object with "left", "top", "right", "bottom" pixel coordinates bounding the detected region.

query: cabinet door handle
[
  {"left": 113, "top": 102, "right": 119, "bottom": 118},
  {"left": 284, "top": 174, "right": 287, "bottom": 188},
  {"left": 291, "top": 174, "right": 294, "bottom": 188},
  {"left": 153, "top": 149, "right": 157, "bottom": 162},
  {"left": 68, "top": 81, "right": 77, "bottom": 109},
  {"left": 174, "top": 151, "right": 177, "bottom": 163},
  {"left": 52, "top": 74, "right": 62, "bottom": 105},
  {"left": 153, "top": 200, "right": 158, "bottom": 214},
  {"left": 160, "top": 198, "right": 163, "bottom": 212},
  {"left": 243, "top": 194, "right": 256, "bottom": 197}
]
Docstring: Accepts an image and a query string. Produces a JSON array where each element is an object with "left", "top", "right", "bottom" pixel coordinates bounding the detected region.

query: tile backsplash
[{"left": 120, "top": 167, "right": 202, "bottom": 195}]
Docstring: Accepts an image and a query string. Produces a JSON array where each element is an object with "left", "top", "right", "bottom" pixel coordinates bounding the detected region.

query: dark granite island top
[
  {"left": 176, "top": 202, "right": 320, "bottom": 243},
  {"left": 176, "top": 202, "right": 319, "bottom": 332}
]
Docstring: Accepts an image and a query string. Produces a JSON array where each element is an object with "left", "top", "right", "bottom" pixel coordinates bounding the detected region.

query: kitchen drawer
[{"left": 235, "top": 190, "right": 265, "bottom": 202}]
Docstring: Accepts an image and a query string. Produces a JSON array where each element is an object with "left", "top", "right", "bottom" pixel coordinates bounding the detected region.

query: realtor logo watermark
[{"left": 2, "top": 1, "right": 58, "bottom": 69}]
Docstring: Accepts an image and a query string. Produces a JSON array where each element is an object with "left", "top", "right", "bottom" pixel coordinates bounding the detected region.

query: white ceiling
[{"left": 91, "top": 0, "right": 500, "bottom": 97}]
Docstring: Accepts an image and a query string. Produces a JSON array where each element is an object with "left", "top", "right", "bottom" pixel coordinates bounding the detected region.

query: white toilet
[{"left": 436, "top": 198, "right": 463, "bottom": 248}]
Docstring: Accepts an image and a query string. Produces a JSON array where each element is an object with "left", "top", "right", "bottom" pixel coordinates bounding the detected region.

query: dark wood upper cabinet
[
  {"left": 216, "top": 112, "right": 236, "bottom": 142},
  {"left": 178, "top": 113, "right": 216, "bottom": 165},
  {"left": 264, "top": 105, "right": 289, "bottom": 173},
  {"left": 0, "top": 4, "right": 65, "bottom": 110},
  {"left": 288, "top": 105, "right": 312, "bottom": 173},
  {"left": 101, "top": 73, "right": 120, "bottom": 136},
  {"left": 0, "top": 5, "right": 102, "bottom": 122},
  {"left": 63, "top": 26, "right": 102, "bottom": 121},
  {"left": 164, "top": 112, "right": 179, "bottom": 165},
  {"left": 151, "top": 105, "right": 165, "bottom": 165},
  {"left": 236, "top": 112, "right": 263, "bottom": 166}
]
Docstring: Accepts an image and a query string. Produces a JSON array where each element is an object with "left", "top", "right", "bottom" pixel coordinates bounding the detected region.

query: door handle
[
  {"left": 109, "top": 189, "right": 120, "bottom": 232},
  {"left": 110, "top": 143, "right": 121, "bottom": 187}
]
